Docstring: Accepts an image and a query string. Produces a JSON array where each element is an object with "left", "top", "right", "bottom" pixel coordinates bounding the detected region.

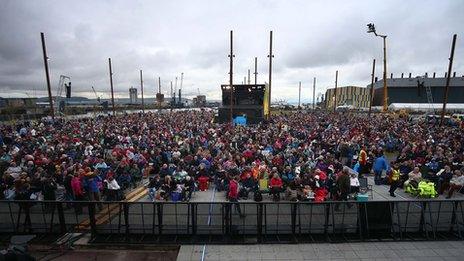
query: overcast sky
[{"left": 0, "top": 0, "right": 463, "bottom": 103}]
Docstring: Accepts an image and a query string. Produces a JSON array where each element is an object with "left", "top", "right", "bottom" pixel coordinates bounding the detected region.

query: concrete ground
[
  {"left": 32, "top": 249, "right": 179, "bottom": 261},
  {"left": 177, "top": 241, "right": 464, "bottom": 261}
]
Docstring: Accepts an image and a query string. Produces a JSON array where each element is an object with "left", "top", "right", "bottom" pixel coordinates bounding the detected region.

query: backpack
[{"left": 253, "top": 191, "right": 263, "bottom": 202}]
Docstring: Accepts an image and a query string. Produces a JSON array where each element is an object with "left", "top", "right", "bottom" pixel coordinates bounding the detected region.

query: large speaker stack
[{"left": 218, "top": 84, "right": 265, "bottom": 124}]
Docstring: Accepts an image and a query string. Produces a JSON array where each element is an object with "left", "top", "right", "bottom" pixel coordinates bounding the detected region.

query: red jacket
[
  {"left": 228, "top": 180, "right": 239, "bottom": 199},
  {"left": 270, "top": 177, "right": 283, "bottom": 188}
]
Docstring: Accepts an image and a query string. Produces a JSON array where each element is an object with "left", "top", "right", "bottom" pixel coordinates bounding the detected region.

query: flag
[{"left": 263, "top": 83, "right": 270, "bottom": 117}]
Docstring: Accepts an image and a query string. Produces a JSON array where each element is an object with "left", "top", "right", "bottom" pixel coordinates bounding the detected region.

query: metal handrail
[{"left": 0, "top": 199, "right": 462, "bottom": 243}]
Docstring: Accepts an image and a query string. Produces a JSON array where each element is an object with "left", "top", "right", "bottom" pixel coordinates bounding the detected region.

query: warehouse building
[
  {"left": 368, "top": 73, "right": 464, "bottom": 106},
  {"left": 325, "top": 86, "right": 369, "bottom": 109}
]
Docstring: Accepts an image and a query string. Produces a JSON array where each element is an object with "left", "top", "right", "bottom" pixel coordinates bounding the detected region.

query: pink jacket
[{"left": 71, "top": 177, "right": 83, "bottom": 197}]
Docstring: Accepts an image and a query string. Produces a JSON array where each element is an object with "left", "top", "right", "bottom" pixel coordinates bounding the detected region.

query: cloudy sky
[{"left": 0, "top": 0, "right": 463, "bottom": 103}]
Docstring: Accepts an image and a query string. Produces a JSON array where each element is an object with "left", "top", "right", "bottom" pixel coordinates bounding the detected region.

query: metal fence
[{"left": 0, "top": 199, "right": 463, "bottom": 244}]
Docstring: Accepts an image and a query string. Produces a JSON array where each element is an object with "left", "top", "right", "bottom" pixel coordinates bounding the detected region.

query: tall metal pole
[
  {"left": 174, "top": 76, "right": 178, "bottom": 95},
  {"left": 254, "top": 57, "right": 258, "bottom": 85},
  {"left": 158, "top": 76, "right": 161, "bottom": 110},
  {"left": 312, "top": 77, "right": 316, "bottom": 110},
  {"left": 267, "top": 31, "right": 274, "bottom": 119},
  {"left": 140, "top": 70, "right": 144, "bottom": 113},
  {"left": 333, "top": 70, "right": 338, "bottom": 112},
  {"left": 368, "top": 59, "right": 376, "bottom": 117},
  {"left": 174, "top": 76, "right": 178, "bottom": 106},
  {"left": 108, "top": 58, "right": 115, "bottom": 116},
  {"left": 180, "top": 73, "right": 184, "bottom": 90},
  {"left": 247, "top": 69, "right": 251, "bottom": 84},
  {"left": 441, "top": 34, "right": 457, "bottom": 126},
  {"left": 382, "top": 36, "right": 388, "bottom": 112},
  {"left": 228, "top": 30, "right": 234, "bottom": 123},
  {"left": 40, "top": 32, "right": 54, "bottom": 120},
  {"left": 298, "top": 81, "right": 301, "bottom": 109},
  {"left": 179, "top": 73, "right": 183, "bottom": 107}
]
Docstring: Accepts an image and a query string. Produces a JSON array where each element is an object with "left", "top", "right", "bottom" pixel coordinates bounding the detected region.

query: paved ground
[
  {"left": 177, "top": 241, "right": 464, "bottom": 261},
  {"left": 31, "top": 249, "right": 179, "bottom": 261}
]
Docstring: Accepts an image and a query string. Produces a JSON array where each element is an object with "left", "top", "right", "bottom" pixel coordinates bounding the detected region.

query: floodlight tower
[{"left": 367, "top": 23, "right": 388, "bottom": 112}]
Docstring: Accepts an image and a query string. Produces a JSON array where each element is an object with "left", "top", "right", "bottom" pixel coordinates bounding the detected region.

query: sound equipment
[{"left": 218, "top": 84, "right": 265, "bottom": 124}]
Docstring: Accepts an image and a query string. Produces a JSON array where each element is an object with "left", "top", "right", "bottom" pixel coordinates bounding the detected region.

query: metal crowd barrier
[{"left": 0, "top": 199, "right": 463, "bottom": 244}]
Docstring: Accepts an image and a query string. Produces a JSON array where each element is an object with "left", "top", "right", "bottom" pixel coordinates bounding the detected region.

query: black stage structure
[{"left": 218, "top": 84, "right": 265, "bottom": 124}]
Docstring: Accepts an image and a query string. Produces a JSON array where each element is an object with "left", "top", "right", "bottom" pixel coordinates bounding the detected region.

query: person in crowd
[
  {"left": 281, "top": 166, "right": 295, "bottom": 186},
  {"left": 286, "top": 176, "right": 303, "bottom": 201},
  {"left": 373, "top": 152, "right": 389, "bottom": 185},
  {"left": 227, "top": 175, "right": 245, "bottom": 218},
  {"left": 446, "top": 170, "right": 464, "bottom": 199},
  {"left": 389, "top": 163, "right": 401, "bottom": 197},
  {"left": 183, "top": 175, "right": 195, "bottom": 201},
  {"left": 239, "top": 172, "right": 256, "bottom": 199},
  {"left": 147, "top": 174, "right": 162, "bottom": 202},
  {"left": 269, "top": 173, "right": 283, "bottom": 201},
  {"left": 129, "top": 163, "right": 142, "bottom": 189},
  {"left": 71, "top": 173, "right": 84, "bottom": 214},
  {"left": 85, "top": 174, "right": 103, "bottom": 210},
  {"left": 358, "top": 146, "right": 369, "bottom": 176},
  {"left": 335, "top": 167, "right": 351, "bottom": 211},
  {"left": 160, "top": 175, "right": 173, "bottom": 200},
  {"left": 404, "top": 167, "right": 422, "bottom": 189},
  {"left": 438, "top": 165, "right": 454, "bottom": 195},
  {"left": 349, "top": 173, "right": 360, "bottom": 194},
  {"left": 104, "top": 175, "right": 121, "bottom": 201}
]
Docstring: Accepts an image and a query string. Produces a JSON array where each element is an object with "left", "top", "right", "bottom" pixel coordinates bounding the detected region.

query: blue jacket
[
  {"left": 373, "top": 156, "right": 389, "bottom": 173},
  {"left": 85, "top": 177, "right": 100, "bottom": 193}
]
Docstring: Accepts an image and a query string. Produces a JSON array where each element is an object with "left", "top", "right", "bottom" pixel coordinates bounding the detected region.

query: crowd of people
[{"left": 0, "top": 110, "right": 463, "bottom": 209}]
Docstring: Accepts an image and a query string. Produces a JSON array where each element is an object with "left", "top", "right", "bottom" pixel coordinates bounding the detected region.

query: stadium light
[{"left": 367, "top": 23, "right": 388, "bottom": 112}]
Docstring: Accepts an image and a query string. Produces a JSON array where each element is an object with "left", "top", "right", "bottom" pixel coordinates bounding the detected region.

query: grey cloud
[{"left": 0, "top": 0, "right": 463, "bottom": 101}]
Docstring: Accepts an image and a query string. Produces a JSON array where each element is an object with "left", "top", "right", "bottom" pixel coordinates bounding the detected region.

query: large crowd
[{"left": 1, "top": 110, "right": 464, "bottom": 211}]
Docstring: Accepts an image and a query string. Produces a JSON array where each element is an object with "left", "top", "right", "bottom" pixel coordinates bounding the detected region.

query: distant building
[
  {"left": 325, "top": 86, "right": 369, "bottom": 109},
  {"left": 369, "top": 73, "right": 464, "bottom": 106},
  {"left": 129, "top": 87, "right": 138, "bottom": 104},
  {"left": 193, "top": 95, "right": 206, "bottom": 107},
  {"left": 0, "top": 97, "right": 37, "bottom": 108},
  {"left": 156, "top": 93, "right": 164, "bottom": 105}
]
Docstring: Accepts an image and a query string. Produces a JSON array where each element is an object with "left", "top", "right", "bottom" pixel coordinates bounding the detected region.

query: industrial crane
[
  {"left": 91, "top": 86, "right": 102, "bottom": 103},
  {"left": 56, "top": 75, "right": 70, "bottom": 98},
  {"left": 55, "top": 75, "right": 70, "bottom": 116},
  {"left": 91, "top": 86, "right": 103, "bottom": 116}
]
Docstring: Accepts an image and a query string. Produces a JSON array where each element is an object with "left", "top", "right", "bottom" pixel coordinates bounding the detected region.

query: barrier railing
[{"left": 0, "top": 199, "right": 463, "bottom": 243}]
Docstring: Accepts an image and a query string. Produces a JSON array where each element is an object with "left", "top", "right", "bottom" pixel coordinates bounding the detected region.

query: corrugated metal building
[
  {"left": 325, "top": 86, "right": 369, "bottom": 109},
  {"left": 368, "top": 74, "right": 464, "bottom": 106}
]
